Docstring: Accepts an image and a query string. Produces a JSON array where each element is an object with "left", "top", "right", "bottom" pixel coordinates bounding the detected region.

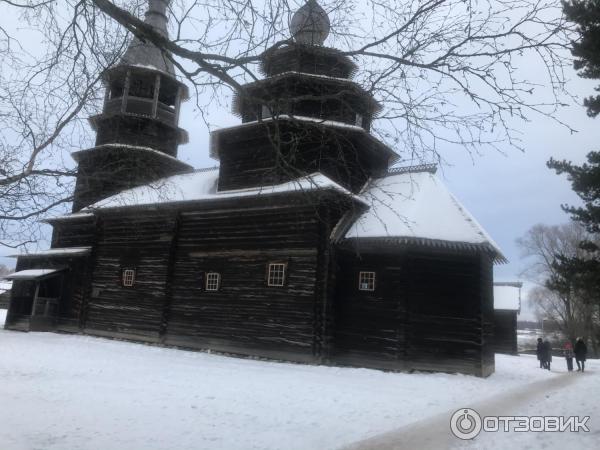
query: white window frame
[
  {"left": 205, "top": 272, "right": 221, "bottom": 291},
  {"left": 358, "top": 271, "right": 376, "bottom": 291},
  {"left": 122, "top": 269, "right": 136, "bottom": 287},
  {"left": 267, "top": 263, "right": 286, "bottom": 287}
]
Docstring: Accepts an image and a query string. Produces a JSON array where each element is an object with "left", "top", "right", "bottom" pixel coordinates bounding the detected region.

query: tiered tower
[
  {"left": 72, "top": 0, "right": 192, "bottom": 211},
  {"left": 211, "top": 0, "right": 398, "bottom": 193}
]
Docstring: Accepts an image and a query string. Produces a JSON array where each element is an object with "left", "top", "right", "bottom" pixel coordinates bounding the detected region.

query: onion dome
[{"left": 290, "top": 0, "right": 330, "bottom": 45}]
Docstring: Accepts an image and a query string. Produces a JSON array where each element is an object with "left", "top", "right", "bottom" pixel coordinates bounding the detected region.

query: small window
[
  {"left": 205, "top": 272, "right": 221, "bottom": 291},
  {"left": 358, "top": 271, "right": 375, "bottom": 291},
  {"left": 122, "top": 269, "right": 136, "bottom": 287},
  {"left": 268, "top": 263, "right": 286, "bottom": 287}
]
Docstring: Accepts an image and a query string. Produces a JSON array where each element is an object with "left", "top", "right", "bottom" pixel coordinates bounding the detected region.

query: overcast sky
[{"left": 2, "top": 1, "right": 598, "bottom": 321}]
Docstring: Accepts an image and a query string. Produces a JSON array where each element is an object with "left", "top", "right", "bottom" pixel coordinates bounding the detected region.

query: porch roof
[{"left": 3, "top": 268, "right": 65, "bottom": 281}]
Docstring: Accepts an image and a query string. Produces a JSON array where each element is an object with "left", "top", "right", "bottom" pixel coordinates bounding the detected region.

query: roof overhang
[
  {"left": 9, "top": 247, "right": 92, "bottom": 259},
  {"left": 70, "top": 144, "right": 193, "bottom": 171},
  {"left": 341, "top": 236, "right": 507, "bottom": 264},
  {"left": 209, "top": 115, "right": 399, "bottom": 164},
  {"left": 3, "top": 268, "right": 66, "bottom": 281}
]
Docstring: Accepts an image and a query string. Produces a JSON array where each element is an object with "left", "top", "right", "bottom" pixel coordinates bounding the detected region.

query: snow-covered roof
[
  {"left": 71, "top": 144, "right": 193, "bottom": 169},
  {"left": 209, "top": 115, "right": 399, "bottom": 162},
  {"left": 82, "top": 168, "right": 363, "bottom": 211},
  {"left": 9, "top": 247, "right": 92, "bottom": 259},
  {"left": 43, "top": 212, "right": 95, "bottom": 223},
  {"left": 3, "top": 269, "right": 64, "bottom": 281},
  {"left": 345, "top": 170, "right": 505, "bottom": 261},
  {"left": 494, "top": 283, "right": 522, "bottom": 311}
]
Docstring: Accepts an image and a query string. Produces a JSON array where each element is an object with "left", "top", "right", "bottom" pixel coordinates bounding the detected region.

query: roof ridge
[
  {"left": 386, "top": 163, "right": 438, "bottom": 176},
  {"left": 193, "top": 166, "right": 219, "bottom": 173}
]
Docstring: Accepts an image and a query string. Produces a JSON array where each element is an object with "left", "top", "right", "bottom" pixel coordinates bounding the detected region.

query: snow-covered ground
[{"left": 0, "top": 308, "right": 598, "bottom": 450}]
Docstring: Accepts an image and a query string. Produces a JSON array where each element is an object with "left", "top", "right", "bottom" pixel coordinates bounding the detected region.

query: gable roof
[
  {"left": 82, "top": 168, "right": 363, "bottom": 211},
  {"left": 345, "top": 169, "right": 505, "bottom": 262}
]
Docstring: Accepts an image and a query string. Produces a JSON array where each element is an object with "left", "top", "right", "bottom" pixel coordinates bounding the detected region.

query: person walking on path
[
  {"left": 563, "top": 341, "right": 574, "bottom": 372},
  {"left": 542, "top": 339, "right": 552, "bottom": 370},
  {"left": 574, "top": 337, "right": 587, "bottom": 372},
  {"left": 536, "top": 338, "right": 544, "bottom": 368}
]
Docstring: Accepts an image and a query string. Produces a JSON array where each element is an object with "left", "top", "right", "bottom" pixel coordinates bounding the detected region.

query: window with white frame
[
  {"left": 358, "top": 271, "right": 375, "bottom": 291},
  {"left": 122, "top": 269, "right": 136, "bottom": 287},
  {"left": 205, "top": 272, "right": 221, "bottom": 291},
  {"left": 267, "top": 263, "right": 286, "bottom": 287}
]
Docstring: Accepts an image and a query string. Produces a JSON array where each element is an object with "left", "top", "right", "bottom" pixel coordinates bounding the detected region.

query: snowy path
[{"left": 342, "top": 371, "right": 584, "bottom": 450}]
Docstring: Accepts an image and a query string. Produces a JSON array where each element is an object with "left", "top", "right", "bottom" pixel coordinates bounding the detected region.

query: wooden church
[{"left": 3, "top": 0, "right": 505, "bottom": 377}]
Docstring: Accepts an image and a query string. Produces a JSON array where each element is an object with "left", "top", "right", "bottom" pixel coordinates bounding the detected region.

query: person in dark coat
[
  {"left": 563, "top": 341, "right": 574, "bottom": 372},
  {"left": 536, "top": 338, "right": 544, "bottom": 368},
  {"left": 574, "top": 337, "right": 587, "bottom": 372},
  {"left": 542, "top": 339, "right": 552, "bottom": 370}
]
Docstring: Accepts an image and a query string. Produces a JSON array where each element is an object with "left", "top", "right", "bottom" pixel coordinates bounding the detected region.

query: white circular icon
[{"left": 450, "top": 408, "right": 482, "bottom": 440}]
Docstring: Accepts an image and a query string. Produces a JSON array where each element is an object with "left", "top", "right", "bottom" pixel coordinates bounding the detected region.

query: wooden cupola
[
  {"left": 212, "top": 0, "right": 398, "bottom": 194},
  {"left": 89, "top": 0, "right": 189, "bottom": 157},
  {"left": 71, "top": 0, "right": 193, "bottom": 212}
]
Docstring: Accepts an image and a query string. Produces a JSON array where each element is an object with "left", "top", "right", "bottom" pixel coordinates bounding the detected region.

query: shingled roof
[{"left": 119, "top": 0, "right": 175, "bottom": 75}]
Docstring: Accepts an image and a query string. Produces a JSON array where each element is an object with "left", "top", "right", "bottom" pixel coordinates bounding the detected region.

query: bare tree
[
  {"left": 0, "top": 0, "right": 576, "bottom": 248},
  {"left": 518, "top": 222, "right": 600, "bottom": 349}
]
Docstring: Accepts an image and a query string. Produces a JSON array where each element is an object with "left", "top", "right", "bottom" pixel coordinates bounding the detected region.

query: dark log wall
[
  {"left": 95, "top": 116, "right": 180, "bottom": 156},
  {"left": 480, "top": 254, "right": 496, "bottom": 375},
  {"left": 332, "top": 248, "right": 494, "bottom": 376},
  {"left": 493, "top": 310, "right": 518, "bottom": 355},
  {"left": 216, "top": 124, "right": 388, "bottom": 194},
  {"left": 332, "top": 253, "right": 408, "bottom": 369},
  {"left": 51, "top": 218, "right": 96, "bottom": 248},
  {"left": 10, "top": 194, "right": 495, "bottom": 377},
  {"left": 164, "top": 201, "right": 339, "bottom": 362},
  {"left": 82, "top": 196, "right": 347, "bottom": 360},
  {"left": 83, "top": 212, "right": 176, "bottom": 341}
]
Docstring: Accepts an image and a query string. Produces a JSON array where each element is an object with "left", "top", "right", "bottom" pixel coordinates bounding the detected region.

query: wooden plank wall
[
  {"left": 34, "top": 196, "right": 495, "bottom": 377},
  {"left": 480, "top": 254, "right": 496, "bottom": 375},
  {"left": 493, "top": 310, "right": 518, "bottom": 355},
  {"left": 83, "top": 212, "right": 176, "bottom": 341},
  {"left": 331, "top": 249, "right": 493, "bottom": 376},
  {"left": 332, "top": 253, "right": 408, "bottom": 369},
  {"left": 164, "top": 202, "right": 329, "bottom": 362},
  {"left": 216, "top": 126, "right": 384, "bottom": 194}
]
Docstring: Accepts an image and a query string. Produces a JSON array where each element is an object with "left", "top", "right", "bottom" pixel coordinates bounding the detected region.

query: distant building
[
  {"left": 0, "top": 281, "right": 12, "bottom": 308},
  {"left": 2, "top": 0, "right": 505, "bottom": 376},
  {"left": 493, "top": 282, "right": 522, "bottom": 354}
]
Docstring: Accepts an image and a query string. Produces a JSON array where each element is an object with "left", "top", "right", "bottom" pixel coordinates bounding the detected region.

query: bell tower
[{"left": 72, "top": 0, "right": 192, "bottom": 211}]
